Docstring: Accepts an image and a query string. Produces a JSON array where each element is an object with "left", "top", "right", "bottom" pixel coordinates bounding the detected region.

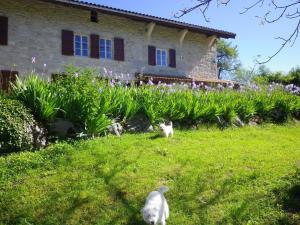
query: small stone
[
  {"left": 233, "top": 116, "right": 245, "bottom": 127},
  {"left": 109, "top": 122, "right": 123, "bottom": 137}
]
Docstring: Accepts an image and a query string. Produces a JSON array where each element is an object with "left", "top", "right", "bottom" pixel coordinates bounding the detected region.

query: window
[
  {"left": 91, "top": 10, "right": 98, "bottom": 23},
  {"left": 156, "top": 49, "right": 168, "bottom": 66},
  {"left": 100, "top": 39, "right": 112, "bottom": 59},
  {"left": 74, "top": 35, "right": 89, "bottom": 57}
]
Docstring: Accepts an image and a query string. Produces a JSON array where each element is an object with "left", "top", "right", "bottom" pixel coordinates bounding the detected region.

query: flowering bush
[{"left": 10, "top": 67, "right": 300, "bottom": 138}]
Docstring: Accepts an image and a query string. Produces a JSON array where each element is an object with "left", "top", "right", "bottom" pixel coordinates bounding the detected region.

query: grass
[{"left": 1, "top": 124, "right": 300, "bottom": 225}]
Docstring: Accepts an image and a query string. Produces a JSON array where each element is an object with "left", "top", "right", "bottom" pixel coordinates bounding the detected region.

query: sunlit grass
[{"left": 0, "top": 124, "right": 300, "bottom": 225}]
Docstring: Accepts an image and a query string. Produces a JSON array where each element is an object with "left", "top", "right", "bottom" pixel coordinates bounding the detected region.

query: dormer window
[{"left": 91, "top": 10, "right": 98, "bottom": 23}]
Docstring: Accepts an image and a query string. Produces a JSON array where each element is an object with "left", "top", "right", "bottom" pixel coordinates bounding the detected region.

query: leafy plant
[
  {"left": 11, "top": 75, "right": 59, "bottom": 122},
  {"left": 85, "top": 113, "right": 111, "bottom": 138},
  {"left": 8, "top": 67, "right": 300, "bottom": 135}
]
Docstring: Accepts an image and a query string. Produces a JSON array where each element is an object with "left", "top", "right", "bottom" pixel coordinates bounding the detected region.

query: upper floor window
[
  {"left": 100, "top": 39, "right": 112, "bottom": 59},
  {"left": 156, "top": 49, "right": 168, "bottom": 66},
  {"left": 91, "top": 10, "right": 98, "bottom": 23},
  {"left": 74, "top": 35, "right": 89, "bottom": 57}
]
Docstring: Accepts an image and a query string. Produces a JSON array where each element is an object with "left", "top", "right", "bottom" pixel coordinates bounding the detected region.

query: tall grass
[{"left": 10, "top": 68, "right": 300, "bottom": 137}]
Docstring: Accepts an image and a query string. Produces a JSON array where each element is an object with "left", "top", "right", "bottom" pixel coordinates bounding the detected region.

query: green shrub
[
  {"left": 0, "top": 97, "right": 36, "bottom": 153},
  {"left": 50, "top": 69, "right": 300, "bottom": 128},
  {"left": 11, "top": 75, "right": 60, "bottom": 123},
  {"left": 85, "top": 113, "right": 111, "bottom": 137},
  {"left": 51, "top": 67, "right": 114, "bottom": 136},
  {"left": 253, "top": 66, "right": 300, "bottom": 86},
  {"left": 8, "top": 67, "right": 300, "bottom": 138},
  {"left": 52, "top": 69, "right": 99, "bottom": 124}
]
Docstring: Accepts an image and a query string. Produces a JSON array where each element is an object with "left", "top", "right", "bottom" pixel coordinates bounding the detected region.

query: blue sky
[{"left": 91, "top": 0, "right": 299, "bottom": 73}]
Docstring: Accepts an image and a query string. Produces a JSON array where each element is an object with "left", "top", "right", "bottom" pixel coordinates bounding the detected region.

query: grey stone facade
[{"left": 0, "top": 0, "right": 219, "bottom": 81}]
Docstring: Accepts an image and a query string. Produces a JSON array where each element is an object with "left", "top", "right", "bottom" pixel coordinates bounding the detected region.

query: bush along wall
[{"left": 8, "top": 67, "right": 300, "bottom": 142}]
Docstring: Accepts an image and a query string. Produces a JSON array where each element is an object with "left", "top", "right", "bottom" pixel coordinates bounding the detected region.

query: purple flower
[
  {"left": 110, "top": 79, "right": 115, "bottom": 87},
  {"left": 191, "top": 81, "right": 197, "bottom": 89},
  {"left": 147, "top": 80, "right": 154, "bottom": 85}
]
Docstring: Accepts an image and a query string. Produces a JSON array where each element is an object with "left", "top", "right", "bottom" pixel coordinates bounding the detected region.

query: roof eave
[{"left": 42, "top": 0, "right": 236, "bottom": 39}]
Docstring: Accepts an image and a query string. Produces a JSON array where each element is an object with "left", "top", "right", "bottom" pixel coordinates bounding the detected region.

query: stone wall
[{"left": 0, "top": 0, "right": 218, "bottom": 80}]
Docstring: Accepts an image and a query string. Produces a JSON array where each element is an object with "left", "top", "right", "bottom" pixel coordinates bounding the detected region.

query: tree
[
  {"left": 217, "top": 39, "right": 240, "bottom": 79},
  {"left": 288, "top": 67, "right": 300, "bottom": 86},
  {"left": 232, "top": 67, "right": 256, "bottom": 84},
  {"left": 175, "top": 0, "right": 300, "bottom": 64}
]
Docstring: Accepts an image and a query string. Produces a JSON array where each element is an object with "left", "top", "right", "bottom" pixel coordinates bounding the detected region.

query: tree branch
[
  {"left": 176, "top": 0, "right": 300, "bottom": 64},
  {"left": 256, "top": 19, "right": 300, "bottom": 64}
]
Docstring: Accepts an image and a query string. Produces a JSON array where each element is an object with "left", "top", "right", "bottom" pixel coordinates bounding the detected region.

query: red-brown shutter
[
  {"left": 61, "top": 30, "right": 74, "bottom": 56},
  {"left": 0, "top": 70, "right": 18, "bottom": 91},
  {"left": 169, "top": 49, "right": 176, "bottom": 68},
  {"left": 114, "top": 38, "right": 124, "bottom": 61},
  {"left": 90, "top": 34, "right": 99, "bottom": 59},
  {"left": 148, "top": 46, "right": 156, "bottom": 66},
  {"left": 0, "top": 16, "right": 8, "bottom": 45}
]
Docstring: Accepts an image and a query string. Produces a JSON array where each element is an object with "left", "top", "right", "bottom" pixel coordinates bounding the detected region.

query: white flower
[
  {"left": 103, "top": 67, "right": 108, "bottom": 74},
  {"left": 31, "top": 57, "right": 36, "bottom": 64}
]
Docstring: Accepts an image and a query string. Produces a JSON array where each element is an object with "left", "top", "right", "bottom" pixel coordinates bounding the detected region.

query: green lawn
[{"left": 1, "top": 124, "right": 300, "bottom": 225}]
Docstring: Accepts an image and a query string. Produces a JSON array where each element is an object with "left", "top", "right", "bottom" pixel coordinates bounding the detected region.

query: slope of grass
[{"left": 1, "top": 124, "right": 300, "bottom": 225}]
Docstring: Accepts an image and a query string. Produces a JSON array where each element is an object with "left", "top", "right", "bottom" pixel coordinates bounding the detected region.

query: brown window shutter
[
  {"left": 61, "top": 30, "right": 74, "bottom": 56},
  {"left": 148, "top": 46, "right": 156, "bottom": 66},
  {"left": 90, "top": 34, "right": 99, "bottom": 59},
  {"left": 169, "top": 49, "right": 176, "bottom": 68},
  {"left": 0, "top": 16, "right": 8, "bottom": 45},
  {"left": 0, "top": 70, "right": 18, "bottom": 91},
  {"left": 114, "top": 38, "right": 124, "bottom": 61}
]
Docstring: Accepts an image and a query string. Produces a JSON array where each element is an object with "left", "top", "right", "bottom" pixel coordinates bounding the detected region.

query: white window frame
[
  {"left": 99, "top": 38, "right": 113, "bottom": 60},
  {"left": 74, "top": 34, "right": 89, "bottom": 57},
  {"left": 156, "top": 48, "right": 168, "bottom": 67}
]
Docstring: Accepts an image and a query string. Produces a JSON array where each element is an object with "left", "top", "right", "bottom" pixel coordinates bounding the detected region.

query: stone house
[{"left": 0, "top": 0, "right": 235, "bottom": 90}]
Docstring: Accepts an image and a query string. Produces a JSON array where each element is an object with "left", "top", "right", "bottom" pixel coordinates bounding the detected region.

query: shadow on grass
[
  {"left": 170, "top": 175, "right": 238, "bottom": 224},
  {"left": 282, "top": 184, "right": 300, "bottom": 213},
  {"left": 148, "top": 134, "right": 162, "bottom": 140},
  {"left": 94, "top": 152, "right": 145, "bottom": 225},
  {"left": 15, "top": 150, "right": 146, "bottom": 225},
  {"left": 275, "top": 170, "right": 300, "bottom": 225}
]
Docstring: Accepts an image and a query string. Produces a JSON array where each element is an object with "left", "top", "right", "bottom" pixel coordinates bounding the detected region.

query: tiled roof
[
  {"left": 136, "top": 73, "right": 236, "bottom": 84},
  {"left": 46, "top": 0, "right": 236, "bottom": 39}
]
